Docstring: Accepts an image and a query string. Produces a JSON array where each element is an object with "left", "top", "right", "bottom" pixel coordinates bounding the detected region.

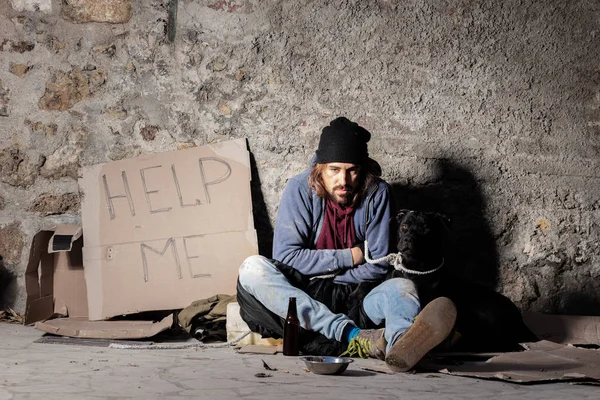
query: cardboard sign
[{"left": 79, "top": 139, "right": 258, "bottom": 320}]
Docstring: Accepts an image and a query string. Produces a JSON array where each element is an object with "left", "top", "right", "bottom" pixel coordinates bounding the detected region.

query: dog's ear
[
  {"left": 394, "top": 209, "right": 410, "bottom": 223},
  {"left": 433, "top": 212, "right": 452, "bottom": 232}
]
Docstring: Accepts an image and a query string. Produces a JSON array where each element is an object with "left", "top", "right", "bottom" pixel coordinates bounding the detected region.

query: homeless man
[{"left": 236, "top": 117, "right": 457, "bottom": 372}]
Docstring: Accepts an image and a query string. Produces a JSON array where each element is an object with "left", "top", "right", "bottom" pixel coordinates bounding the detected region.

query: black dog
[{"left": 389, "top": 210, "right": 537, "bottom": 352}]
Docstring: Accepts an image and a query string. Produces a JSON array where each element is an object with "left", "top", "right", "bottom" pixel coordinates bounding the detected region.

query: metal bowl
[{"left": 299, "top": 356, "right": 354, "bottom": 375}]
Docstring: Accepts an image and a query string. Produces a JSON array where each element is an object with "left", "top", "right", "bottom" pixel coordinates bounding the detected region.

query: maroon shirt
[{"left": 315, "top": 198, "right": 357, "bottom": 250}]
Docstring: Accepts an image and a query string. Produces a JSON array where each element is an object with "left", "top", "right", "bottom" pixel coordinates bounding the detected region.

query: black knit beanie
[{"left": 315, "top": 117, "right": 371, "bottom": 164}]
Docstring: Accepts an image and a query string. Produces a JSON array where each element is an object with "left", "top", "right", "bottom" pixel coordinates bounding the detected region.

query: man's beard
[{"left": 330, "top": 185, "right": 354, "bottom": 205}]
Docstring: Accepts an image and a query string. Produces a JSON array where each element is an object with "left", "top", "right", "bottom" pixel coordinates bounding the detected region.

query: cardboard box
[
  {"left": 79, "top": 138, "right": 258, "bottom": 321},
  {"left": 24, "top": 224, "right": 87, "bottom": 325},
  {"left": 24, "top": 224, "right": 174, "bottom": 339},
  {"left": 25, "top": 139, "right": 257, "bottom": 338}
]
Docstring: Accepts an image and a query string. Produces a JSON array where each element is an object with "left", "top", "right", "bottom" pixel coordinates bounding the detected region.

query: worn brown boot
[{"left": 385, "top": 297, "right": 457, "bottom": 372}]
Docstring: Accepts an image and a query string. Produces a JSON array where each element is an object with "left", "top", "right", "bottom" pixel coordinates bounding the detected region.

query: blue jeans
[{"left": 238, "top": 255, "right": 420, "bottom": 352}]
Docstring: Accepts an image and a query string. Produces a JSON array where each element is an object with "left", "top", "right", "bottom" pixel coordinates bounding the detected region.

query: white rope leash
[
  {"left": 364, "top": 240, "right": 444, "bottom": 276},
  {"left": 108, "top": 330, "right": 252, "bottom": 350}
]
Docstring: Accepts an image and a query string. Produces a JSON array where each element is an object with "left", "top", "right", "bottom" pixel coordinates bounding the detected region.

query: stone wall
[{"left": 0, "top": 0, "right": 598, "bottom": 315}]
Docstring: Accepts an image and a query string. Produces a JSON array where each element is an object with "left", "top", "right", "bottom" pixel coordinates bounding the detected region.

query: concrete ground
[{"left": 0, "top": 322, "right": 597, "bottom": 400}]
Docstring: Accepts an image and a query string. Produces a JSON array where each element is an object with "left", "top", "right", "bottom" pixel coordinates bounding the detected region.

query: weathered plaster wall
[{"left": 0, "top": 0, "right": 598, "bottom": 315}]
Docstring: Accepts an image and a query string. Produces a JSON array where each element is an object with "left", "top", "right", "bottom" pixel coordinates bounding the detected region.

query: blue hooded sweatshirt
[{"left": 272, "top": 160, "right": 392, "bottom": 285}]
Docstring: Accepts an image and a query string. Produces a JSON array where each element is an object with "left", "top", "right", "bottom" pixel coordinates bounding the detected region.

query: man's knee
[
  {"left": 238, "top": 255, "right": 274, "bottom": 288},
  {"left": 389, "top": 278, "right": 419, "bottom": 299},
  {"left": 370, "top": 278, "right": 419, "bottom": 301}
]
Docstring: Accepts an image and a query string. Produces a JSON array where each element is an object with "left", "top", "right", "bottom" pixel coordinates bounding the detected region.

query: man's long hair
[{"left": 308, "top": 158, "right": 382, "bottom": 207}]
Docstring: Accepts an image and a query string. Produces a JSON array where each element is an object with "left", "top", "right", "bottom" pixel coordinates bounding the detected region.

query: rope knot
[{"left": 364, "top": 240, "right": 444, "bottom": 276}]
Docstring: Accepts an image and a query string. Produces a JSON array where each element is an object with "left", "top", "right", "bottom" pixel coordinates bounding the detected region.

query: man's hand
[{"left": 351, "top": 246, "right": 364, "bottom": 266}]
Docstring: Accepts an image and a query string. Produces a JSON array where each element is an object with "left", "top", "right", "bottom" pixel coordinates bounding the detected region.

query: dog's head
[{"left": 394, "top": 210, "right": 451, "bottom": 270}]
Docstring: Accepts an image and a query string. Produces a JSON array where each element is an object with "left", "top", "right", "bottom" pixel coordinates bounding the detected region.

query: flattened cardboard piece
[
  {"left": 420, "top": 341, "right": 600, "bottom": 384},
  {"left": 24, "top": 225, "right": 88, "bottom": 325},
  {"left": 523, "top": 311, "right": 600, "bottom": 345},
  {"left": 79, "top": 139, "right": 258, "bottom": 320},
  {"left": 34, "top": 314, "right": 173, "bottom": 339}
]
